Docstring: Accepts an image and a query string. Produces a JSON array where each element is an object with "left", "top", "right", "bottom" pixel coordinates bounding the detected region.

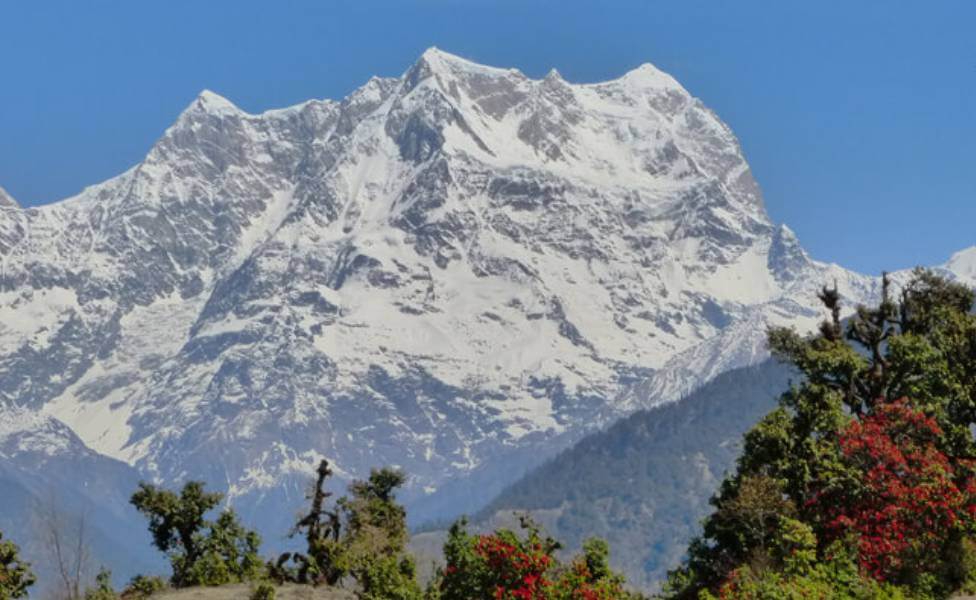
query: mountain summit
[
  {"left": 0, "top": 50, "right": 948, "bottom": 529},
  {"left": 0, "top": 186, "right": 17, "bottom": 208}
]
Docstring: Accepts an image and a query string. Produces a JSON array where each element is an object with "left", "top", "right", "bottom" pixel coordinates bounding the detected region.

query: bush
[
  {"left": 84, "top": 569, "right": 118, "bottom": 600},
  {"left": 357, "top": 555, "right": 423, "bottom": 600},
  {"left": 249, "top": 581, "right": 276, "bottom": 600},
  {"left": 705, "top": 534, "right": 906, "bottom": 599},
  {"left": 122, "top": 574, "right": 167, "bottom": 598}
]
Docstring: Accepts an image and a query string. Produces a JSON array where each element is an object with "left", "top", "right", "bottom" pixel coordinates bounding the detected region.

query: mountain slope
[
  {"left": 0, "top": 406, "right": 164, "bottom": 593},
  {"left": 1, "top": 49, "right": 888, "bottom": 531},
  {"left": 471, "top": 359, "right": 793, "bottom": 590}
]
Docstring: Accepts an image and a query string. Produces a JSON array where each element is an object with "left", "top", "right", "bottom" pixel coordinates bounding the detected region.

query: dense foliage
[
  {"left": 131, "top": 481, "right": 262, "bottom": 587},
  {"left": 812, "top": 399, "right": 976, "bottom": 581},
  {"left": 272, "top": 461, "right": 423, "bottom": 599},
  {"left": 433, "top": 517, "right": 639, "bottom": 599},
  {"left": 666, "top": 270, "right": 976, "bottom": 599},
  {"left": 0, "top": 531, "right": 34, "bottom": 600}
]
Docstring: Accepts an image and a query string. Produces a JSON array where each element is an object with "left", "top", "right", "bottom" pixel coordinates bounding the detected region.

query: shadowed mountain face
[
  {"left": 473, "top": 359, "right": 794, "bottom": 591},
  {"left": 0, "top": 406, "right": 164, "bottom": 593},
  {"left": 5, "top": 47, "right": 969, "bottom": 544}
]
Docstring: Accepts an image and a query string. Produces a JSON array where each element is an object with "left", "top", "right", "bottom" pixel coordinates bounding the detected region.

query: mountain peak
[
  {"left": 945, "top": 246, "right": 976, "bottom": 279},
  {"left": 184, "top": 89, "right": 241, "bottom": 116},
  {"left": 416, "top": 46, "right": 480, "bottom": 69},
  {"left": 611, "top": 62, "right": 685, "bottom": 93},
  {"left": 0, "top": 185, "right": 18, "bottom": 208},
  {"left": 543, "top": 68, "right": 564, "bottom": 82},
  {"left": 404, "top": 47, "right": 521, "bottom": 90}
]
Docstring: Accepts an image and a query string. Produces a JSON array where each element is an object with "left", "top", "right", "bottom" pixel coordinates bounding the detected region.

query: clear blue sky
[{"left": 1, "top": 1, "right": 973, "bottom": 274}]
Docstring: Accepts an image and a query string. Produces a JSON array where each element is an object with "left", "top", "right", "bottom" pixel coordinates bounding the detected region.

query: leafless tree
[{"left": 31, "top": 493, "right": 93, "bottom": 600}]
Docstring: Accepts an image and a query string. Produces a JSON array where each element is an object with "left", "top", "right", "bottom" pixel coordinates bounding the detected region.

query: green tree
[
  {"left": 277, "top": 461, "right": 421, "bottom": 598},
  {"left": 550, "top": 537, "right": 636, "bottom": 600},
  {"left": 340, "top": 468, "right": 421, "bottom": 599},
  {"left": 0, "top": 531, "right": 34, "bottom": 600},
  {"left": 131, "top": 481, "right": 262, "bottom": 587},
  {"left": 274, "top": 459, "right": 344, "bottom": 585}
]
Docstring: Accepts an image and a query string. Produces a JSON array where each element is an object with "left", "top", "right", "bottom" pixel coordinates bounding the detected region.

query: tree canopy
[{"left": 665, "top": 270, "right": 976, "bottom": 599}]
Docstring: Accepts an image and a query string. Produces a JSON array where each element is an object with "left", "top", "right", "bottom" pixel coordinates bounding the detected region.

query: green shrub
[
  {"left": 357, "top": 555, "right": 423, "bottom": 600},
  {"left": 122, "top": 574, "right": 167, "bottom": 598},
  {"left": 249, "top": 581, "right": 276, "bottom": 600},
  {"left": 83, "top": 569, "right": 118, "bottom": 600}
]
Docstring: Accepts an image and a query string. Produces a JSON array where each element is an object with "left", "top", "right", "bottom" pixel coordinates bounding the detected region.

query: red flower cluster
[
  {"left": 812, "top": 399, "right": 976, "bottom": 580},
  {"left": 474, "top": 534, "right": 553, "bottom": 599}
]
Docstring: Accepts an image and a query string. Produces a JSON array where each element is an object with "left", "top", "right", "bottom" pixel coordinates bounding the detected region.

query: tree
[
  {"left": 550, "top": 538, "right": 633, "bottom": 600},
  {"left": 337, "top": 467, "right": 421, "bottom": 599},
  {"left": 809, "top": 399, "right": 976, "bottom": 582},
  {"left": 33, "top": 494, "right": 93, "bottom": 600},
  {"left": 436, "top": 517, "right": 637, "bottom": 600},
  {"left": 276, "top": 461, "right": 421, "bottom": 598},
  {"left": 273, "top": 459, "right": 343, "bottom": 585},
  {"left": 0, "top": 531, "right": 35, "bottom": 600},
  {"left": 666, "top": 270, "right": 976, "bottom": 598},
  {"left": 437, "top": 517, "right": 558, "bottom": 600},
  {"left": 341, "top": 468, "right": 411, "bottom": 565},
  {"left": 130, "top": 481, "right": 262, "bottom": 587}
]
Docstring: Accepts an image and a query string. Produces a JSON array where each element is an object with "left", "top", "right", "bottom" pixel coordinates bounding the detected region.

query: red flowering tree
[
  {"left": 810, "top": 398, "right": 976, "bottom": 581},
  {"left": 437, "top": 518, "right": 635, "bottom": 600},
  {"left": 474, "top": 533, "right": 553, "bottom": 599},
  {"left": 438, "top": 517, "right": 557, "bottom": 600}
]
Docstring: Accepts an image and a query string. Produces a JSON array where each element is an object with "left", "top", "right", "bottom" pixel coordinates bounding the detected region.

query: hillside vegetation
[{"left": 477, "top": 360, "right": 793, "bottom": 589}]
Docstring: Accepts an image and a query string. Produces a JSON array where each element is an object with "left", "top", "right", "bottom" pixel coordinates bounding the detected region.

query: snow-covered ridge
[
  {"left": 0, "top": 405, "right": 80, "bottom": 458},
  {"left": 0, "top": 186, "right": 18, "bottom": 208},
  {"left": 1, "top": 48, "right": 968, "bottom": 526}
]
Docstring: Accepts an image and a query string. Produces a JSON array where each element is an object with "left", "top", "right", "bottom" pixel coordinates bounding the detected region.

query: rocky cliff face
[{"left": 0, "top": 49, "right": 947, "bottom": 530}]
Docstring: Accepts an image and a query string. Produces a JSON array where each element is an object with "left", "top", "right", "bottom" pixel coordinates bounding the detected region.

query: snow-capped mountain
[{"left": 1, "top": 49, "right": 970, "bottom": 527}]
